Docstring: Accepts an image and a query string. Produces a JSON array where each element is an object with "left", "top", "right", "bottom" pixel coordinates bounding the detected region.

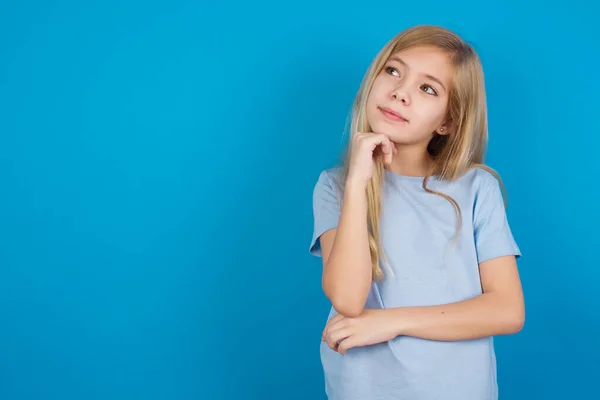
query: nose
[{"left": 391, "top": 87, "right": 410, "bottom": 105}]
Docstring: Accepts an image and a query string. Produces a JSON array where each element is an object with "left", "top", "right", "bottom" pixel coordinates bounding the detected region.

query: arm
[
  {"left": 320, "top": 181, "right": 372, "bottom": 318},
  {"left": 389, "top": 255, "right": 525, "bottom": 341}
]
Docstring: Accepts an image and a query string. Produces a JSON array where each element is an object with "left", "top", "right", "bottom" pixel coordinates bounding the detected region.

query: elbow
[
  {"left": 504, "top": 308, "right": 525, "bottom": 334},
  {"left": 322, "top": 283, "right": 367, "bottom": 318},
  {"left": 322, "top": 269, "right": 370, "bottom": 318},
  {"left": 332, "top": 300, "right": 364, "bottom": 318},
  {"left": 510, "top": 314, "right": 525, "bottom": 334}
]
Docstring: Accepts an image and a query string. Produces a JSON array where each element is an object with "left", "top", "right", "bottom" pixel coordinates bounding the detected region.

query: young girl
[{"left": 309, "top": 25, "right": 524, "bottom": 400}]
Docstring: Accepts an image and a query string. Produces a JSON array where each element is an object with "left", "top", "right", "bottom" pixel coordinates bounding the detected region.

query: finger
[
  {"left": 378, "top": 134, "right": 393, "bottom": 154},
  {"left": 366, "top": 133, "right": 390, "bottom": 151},
  {"left": 324, "top": 314, "right": 344, "bottom": 331},
  {"left": 352, "top": 132, "right": 369, "bottom": 145},
  {"left": 380, "top": 138, "right": 393, "bottom": 165},
  {"left": 327, "top": 325, "right": 352, "bottom": 342},
  {"left": 325, "top": 334, "right": 340, "bottom": 352},
  {"left": 375, "top": 132, "right": 393, "bottom": 145},
  {"left": 325, "top": 313, "right": 345, "bottom": 329},
  {"left": 338, "top": 335, "right": 361, "bottom": 355},
  {"left": 385, "top": 144, "right": 393, "bottom": 165},
  {"left": 329, "top": 313, "right": 345, "bottom": 324},
  {"left": 325, "top": 316, "right": 349, "bottom": 334},
  {"left": 323, "top": 314, "right": 345, "bottom": 340},
  {"left": 326, "top": 328, "right": 352, "bottom": 352}
]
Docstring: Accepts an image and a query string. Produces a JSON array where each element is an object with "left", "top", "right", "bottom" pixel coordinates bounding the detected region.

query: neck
[{"left": 387, "top": 143, "right": 432, "bottom": 177}]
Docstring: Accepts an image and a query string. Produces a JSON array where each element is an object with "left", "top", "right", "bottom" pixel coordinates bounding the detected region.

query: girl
[{"left": 309, "top": 25, "right": 524, "bottom": 400}]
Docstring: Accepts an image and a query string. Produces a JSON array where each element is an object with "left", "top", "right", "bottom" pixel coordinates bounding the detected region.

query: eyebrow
[{"left": 388, "top": 56, "right": 447, "bottom": 92}]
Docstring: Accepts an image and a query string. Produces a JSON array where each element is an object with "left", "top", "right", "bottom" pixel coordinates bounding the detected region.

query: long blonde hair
[{"left": 339, "top": 24, "right": 505, "bottom": 281}]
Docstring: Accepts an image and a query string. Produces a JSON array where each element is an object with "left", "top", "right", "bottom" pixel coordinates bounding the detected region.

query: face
[{"left": 366, "top": 45, "right": 454, "bottom": 146}]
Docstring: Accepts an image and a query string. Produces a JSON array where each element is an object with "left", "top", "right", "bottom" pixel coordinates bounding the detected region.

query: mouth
[{"left": 379, "top": 106, "right": 408, "bottom": 123}]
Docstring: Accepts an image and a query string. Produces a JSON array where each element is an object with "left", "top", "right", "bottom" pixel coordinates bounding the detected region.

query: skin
[
  {"left": 366, "top": 45, "right": 454, "bottom": 177},
  {"left": 319, "top": 45, "right": 525, "bottom": 355}
]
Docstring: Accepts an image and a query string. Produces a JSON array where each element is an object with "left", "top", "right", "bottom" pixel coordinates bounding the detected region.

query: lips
[{"left": 379, "top": 106, "right": 408, "bottom": 122}]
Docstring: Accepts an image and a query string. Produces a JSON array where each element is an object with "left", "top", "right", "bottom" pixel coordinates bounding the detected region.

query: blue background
[{"left": 1, "top": 0, "right": 598, "bottom": 399}]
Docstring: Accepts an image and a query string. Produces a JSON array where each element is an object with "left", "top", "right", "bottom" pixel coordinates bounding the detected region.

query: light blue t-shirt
[{"left": 309, "top": 166, "right": 521, "bottom": 400}]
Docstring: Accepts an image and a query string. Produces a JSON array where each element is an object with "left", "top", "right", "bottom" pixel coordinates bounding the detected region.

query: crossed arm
[{"left": 319, "top": 227, "right": 525, "bottom": 352}]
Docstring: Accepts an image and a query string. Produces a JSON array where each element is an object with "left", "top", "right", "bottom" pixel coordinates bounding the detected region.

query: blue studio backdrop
[{"left": 0, "top": 1, "right": 598, "bottom": 399}]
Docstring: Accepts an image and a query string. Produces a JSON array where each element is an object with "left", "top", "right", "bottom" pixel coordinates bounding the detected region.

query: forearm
[
  {"left": 389, "top": 292, "right": 525, "bottom": 341},
  {"left": 323, "top": 181, "right": 372, "bottom": 317}
]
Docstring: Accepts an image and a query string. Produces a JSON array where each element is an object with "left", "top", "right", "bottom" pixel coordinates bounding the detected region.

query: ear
[{"left": 437, "top": 120, "right": 453, "bottom": 136}]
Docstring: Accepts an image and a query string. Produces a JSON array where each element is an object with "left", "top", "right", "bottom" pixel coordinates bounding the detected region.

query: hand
[
  {"left": 321, "top": 309, "right": 399, "bottom": 355},
  {"left": 347, "top": 132, "right": 397, "bottom": 186}
]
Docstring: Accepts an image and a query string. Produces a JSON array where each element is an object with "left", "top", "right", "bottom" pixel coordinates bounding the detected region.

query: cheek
[
  {"left": 367, "top": 81, "right": 385, "bottom": 104},
  {"left": 415, "top": 99, "right": 448, "bottom": 127},
  {"left": 366, "top": 85, "right": 386, "bottom": 118},
  {"left": 370, "top": 74, "right": 394, "bottom": 99}
]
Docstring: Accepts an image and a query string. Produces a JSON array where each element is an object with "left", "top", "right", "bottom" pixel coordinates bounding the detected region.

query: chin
[{"left": 369, "top": 121, "right": 408, "bottom": 142}]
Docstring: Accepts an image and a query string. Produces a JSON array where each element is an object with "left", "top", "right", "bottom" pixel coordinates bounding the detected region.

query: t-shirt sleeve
[
  {"left": 309, "top": 170, "right": 342, "bottom": 257},
  {"left": 473, "top": 174, "right": 522, "bottom": 264}
]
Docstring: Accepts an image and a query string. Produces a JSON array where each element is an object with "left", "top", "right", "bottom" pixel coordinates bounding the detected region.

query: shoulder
[
  {"left": 314, "top": 166, "right": 344, "bottom": 193},
  {"left": 457, "top": 166, "right": 502, "bottom": 198},
  {"left": 458, "top": 167, "right": 508, "bottom": 217},
  {"left": 317, "top": 166, "right": 344, "bottom": 181}
]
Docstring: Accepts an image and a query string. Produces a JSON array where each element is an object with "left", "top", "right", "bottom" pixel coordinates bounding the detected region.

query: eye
[
  {"left": 421, "top": 84, "right": 438, "bottom": 96},
  {"left": 385, "top": 66, "right": 400, "bottom": 77}
]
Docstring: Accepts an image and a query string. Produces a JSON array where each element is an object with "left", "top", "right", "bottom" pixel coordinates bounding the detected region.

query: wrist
[
  {"left": 387, "top": 307, "right": 411, "bottom": 337},
  {"left": 344, "top": 178, "right": 368, "bottom": 196}
]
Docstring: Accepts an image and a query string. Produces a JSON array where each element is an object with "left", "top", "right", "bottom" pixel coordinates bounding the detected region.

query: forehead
[{"left": 387, "top": 46, "right": 453, "bottom": 84}]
